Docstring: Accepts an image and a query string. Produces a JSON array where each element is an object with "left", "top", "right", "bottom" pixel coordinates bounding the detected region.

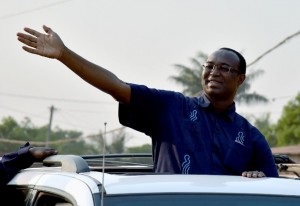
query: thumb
[{"left": 43, "top": 25, "right": 52, "bottom": 34}]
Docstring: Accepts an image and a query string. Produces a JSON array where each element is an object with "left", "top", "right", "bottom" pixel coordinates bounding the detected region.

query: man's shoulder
[{"left": 233, "top": 113, "right": 264, "bottom": 138}]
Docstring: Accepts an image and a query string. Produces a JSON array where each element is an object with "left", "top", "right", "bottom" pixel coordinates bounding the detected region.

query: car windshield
[{"left": 105, "top": 194, "right": 300, "bottom": 206}]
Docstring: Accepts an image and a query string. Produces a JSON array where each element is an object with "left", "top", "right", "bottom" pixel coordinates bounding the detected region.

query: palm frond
[{"left": 235, "top": 93, "right": 269, "bottom": 105}]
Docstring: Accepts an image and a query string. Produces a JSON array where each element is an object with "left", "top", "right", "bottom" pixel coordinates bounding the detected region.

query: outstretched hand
[
  {"left": 29, "top": 147, "right": 58, "bottom": 162},
  {"left": 17, "top": 25, "right": 64, "bottom": 59}
]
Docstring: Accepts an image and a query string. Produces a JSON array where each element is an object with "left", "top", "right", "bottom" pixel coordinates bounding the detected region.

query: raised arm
[{"left": 17, "top": 25, "right": 131, "bottom": 104}]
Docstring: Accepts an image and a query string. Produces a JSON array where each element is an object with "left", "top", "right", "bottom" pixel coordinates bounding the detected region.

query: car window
[
  {"left": 105, "top": 194, "right": 300, "bottom": 206},
  {"left": 33, "top": 191, "right": 73, "bottom": 206},
  {"left": 0, "top": 186, "right": 31, "bottom": 206}
]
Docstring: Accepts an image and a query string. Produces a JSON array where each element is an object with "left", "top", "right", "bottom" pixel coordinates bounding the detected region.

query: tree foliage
[
  {"left": 275, "top": 93, "right": 300, "bottom": 146},
  {"left": 127, "top": 144, "right": 152, "bottom": 153},
  {"left": 253, "top": 113, "right": 277, "bottom": 147},
  {"left": 0, "top": 116, "right": 129, "bottom": 155},
  {"left": 170, "top": 52, "right": 206, "bottom": 96},
  {"left": 126, "top": 144, "right": 152, "bottom": 164}
]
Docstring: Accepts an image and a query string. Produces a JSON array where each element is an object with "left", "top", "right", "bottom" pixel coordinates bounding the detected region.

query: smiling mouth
[
  {"left": 207, "top": 79, "right": 223, "bottom": 88},
  {"left": 208, "top": 79, "right": 222, "bottom": 84}
]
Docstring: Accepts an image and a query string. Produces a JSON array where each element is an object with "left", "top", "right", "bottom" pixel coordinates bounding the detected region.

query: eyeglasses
[{"left": 202, "top": 63, "right": 240, "bottom": 74}]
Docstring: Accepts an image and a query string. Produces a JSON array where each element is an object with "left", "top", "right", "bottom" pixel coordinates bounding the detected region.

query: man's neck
[{"left": 204, "top": 93, "right": 234, "bottom": 113}]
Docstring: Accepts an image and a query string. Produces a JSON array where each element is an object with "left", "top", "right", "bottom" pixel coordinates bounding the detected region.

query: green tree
[
  {"left": 169, "top": 52, "right": 268, "bottom": 104},
  {"left": 56, "top": 140, "right": 98, "bottom": 155},
  {"left": 0, "top": 116, "right": 22, "bottom": 152},
  {"left": 126, "top": 144, "right": 152, "bottom": 153},
  {"left": 0, "top": 116, "right": 131, "bottom": 155},
  {"left": 81, "top": 127, "right": 128, "bottom": 155},
  {"left": 275, "top": 93, "right": 300, "bottom": 146},
  {"left": 126, "top": 144, "right": 152, "bottom": 164},
  {"left": 107, "top": 128, "right": 126, "bottom": 153},
  {"left": 253, "top": 113, "right": 277, "bottom": 147},
  {"left": 0, "top": 116, "right": 85, "bottom": 154}
]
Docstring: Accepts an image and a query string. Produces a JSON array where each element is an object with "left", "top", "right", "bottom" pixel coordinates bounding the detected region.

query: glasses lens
[
  {"left": 204, "top": 63, "right": 240, "bottom": 74},
  {"left": 219, "top": 66, "right": 231, "bottom": 73},
  {"left": 203, "top": 64, "right": 212, "bottom": 70}
]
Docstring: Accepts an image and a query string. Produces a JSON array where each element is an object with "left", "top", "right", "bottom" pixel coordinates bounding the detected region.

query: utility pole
[{"left": 46, "top": 105, "right": 55, "bottom": 147}]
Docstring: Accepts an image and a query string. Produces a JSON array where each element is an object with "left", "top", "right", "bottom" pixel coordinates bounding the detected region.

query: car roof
[
  {"left": 10, "top": 168, "right": 300, "bottom": 197},
  {"left": 85, "top": 172, "right": 300, "bottom": 196},
  {"left": 8, "top": 154, "right": 300, "bottom": 198}
]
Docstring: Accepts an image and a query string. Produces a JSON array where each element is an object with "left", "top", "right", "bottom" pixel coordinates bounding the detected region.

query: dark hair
[{"left": 219, "top": 47, "right": 247, "bottom": 74}]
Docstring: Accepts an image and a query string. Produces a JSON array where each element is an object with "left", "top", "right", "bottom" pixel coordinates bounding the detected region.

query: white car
[{"left": 4, "top": 154, "right": 300, "bottom": 206}]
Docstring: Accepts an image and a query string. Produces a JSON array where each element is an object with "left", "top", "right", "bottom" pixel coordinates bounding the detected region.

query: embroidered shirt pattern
[
  {"left": 235, "top": 131, "right": 245, "bottom": 146},
  {"left": 182, "top": 154, "right": 191, "bottom": 174},
  {"left": 190, "top": 110, "right": 197, "bottom": 121}
]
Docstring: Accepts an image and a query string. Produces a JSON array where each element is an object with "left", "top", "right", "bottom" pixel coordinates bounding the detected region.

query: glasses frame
[{"left": 202, "top": 63, "right": 241, "bottom": 75}]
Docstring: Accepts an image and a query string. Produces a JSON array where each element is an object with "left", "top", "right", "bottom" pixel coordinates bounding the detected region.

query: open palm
[{"left": 17, "top": 25, "right": 64, "bottom": 59}]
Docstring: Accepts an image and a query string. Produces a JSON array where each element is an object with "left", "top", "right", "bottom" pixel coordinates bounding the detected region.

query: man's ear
[{"left": 238, "top": 74, "right": 246, "bottom": 86}]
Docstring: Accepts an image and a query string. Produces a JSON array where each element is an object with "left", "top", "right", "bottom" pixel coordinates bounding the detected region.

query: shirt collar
[
  {"left": 197, "top": 91, "right": 211, "bottom": 108},
  {"left": 197, "top": 91, "right": 236, "bottom": 122}
]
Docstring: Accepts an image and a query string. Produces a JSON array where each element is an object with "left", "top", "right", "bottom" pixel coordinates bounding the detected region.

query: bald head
[{"left": 218, "top": 48, "right": 247, "bottom": 74}]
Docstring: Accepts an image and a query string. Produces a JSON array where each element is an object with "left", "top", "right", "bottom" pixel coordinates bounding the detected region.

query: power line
[
  {"left": 53, "top": 110, "right": 103, "bottom": 131},
  {"left": 247, "top": 29, "right": 300, "bottom": 67},
  {"left": 0, "top": 102, "right": 117, "bottom": 131},
  {"left": 0, "top": 104, "right": 47, "bottom": 120},
  {"left": 0, "top": 137, "right": 77, "bottom": 146},
  {"left": 0, "top": 0, "right": 73, "bottom": 20},
  {"left": 0, "top": 104, "right": 106, "bottom": 131},
  {"left": 271, "top": 95, "right": 296, "bottom": 101},
  {"left": 0, "top": 92, "right": 113, "bottom": 104},
  {"left": 4, "top": 90, "right": 293, "bottom": 105}
]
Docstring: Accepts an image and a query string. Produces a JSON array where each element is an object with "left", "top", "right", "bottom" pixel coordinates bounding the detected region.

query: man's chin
[{"left": 204, "top": 87, "right": 222, "bottom": 95}]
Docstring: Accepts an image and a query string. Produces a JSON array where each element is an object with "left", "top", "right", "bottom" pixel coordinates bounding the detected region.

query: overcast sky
[{"left": 1, "top": 0, "right": 300, "bottom": 146}]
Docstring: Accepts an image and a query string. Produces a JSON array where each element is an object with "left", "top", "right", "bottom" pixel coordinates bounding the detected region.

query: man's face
[{"left": 201, "top": 49, "right": 245, "bottom": 101}]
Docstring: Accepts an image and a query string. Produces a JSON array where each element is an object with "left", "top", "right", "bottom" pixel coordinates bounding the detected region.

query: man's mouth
[{"left": 207, "top": 79, "right": 222, "bottom": 87}]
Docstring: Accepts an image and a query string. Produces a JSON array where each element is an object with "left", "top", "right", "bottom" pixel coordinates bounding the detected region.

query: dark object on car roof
[{"left": 273, "top": 154, "right": 296, "bottom": 164}]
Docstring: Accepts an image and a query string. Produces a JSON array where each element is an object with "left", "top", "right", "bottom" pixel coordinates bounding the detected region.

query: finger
[
  {"left": 24, "top": 27, "right": 42, "bottom": 37},
  {"left": 43, "top": 25, "right": 51, "bottom": 33},
  {"left": 22, "top": 46, "right": 41, "bottom": 55},
  {"left": 242, "top": 172, "right": 247, "bottom": 177},
  {"left": 43, "top": 25, "right": 56, "bottom": 37},
  {"left": 17, "top": 33, "right": 38, "bottom": 44},
  {"left": 258, "top": 172, "right": 266, "bottom": 178},
  {"left": 252, "top": 171, "right": 259, "bottom": 178},
  {"left": 45, "top": 148, "right": 58, "bottom": 155},
  {"left": 36, "top": 147, "right": 57, "bottom": 154},
  {"left": 32, "top": 148, "right": 58, "bottom": 161},
  {"left": 247, "top": 171, "right": 253, "bottom": 178},
  {"left": 18, "top": 36, "right": 37, "bottom": 49}
]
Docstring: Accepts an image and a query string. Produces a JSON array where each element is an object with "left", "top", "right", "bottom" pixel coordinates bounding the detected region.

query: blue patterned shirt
[{"left": 119, "top": 84, "right": 278, "bottom": 177}]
